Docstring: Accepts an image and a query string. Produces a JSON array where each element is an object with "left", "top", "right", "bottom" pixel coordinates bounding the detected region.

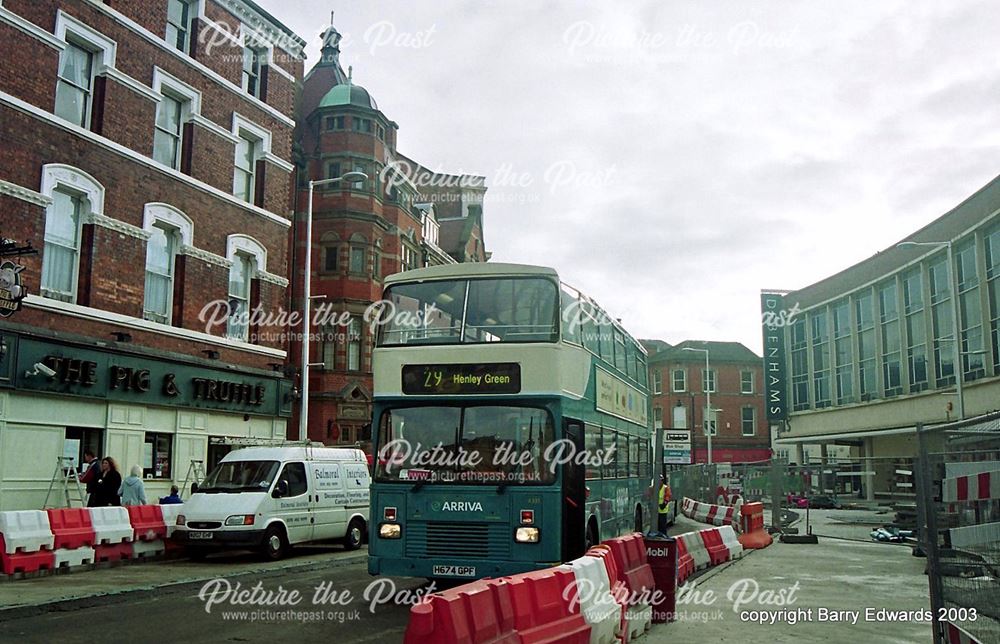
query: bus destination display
[{"left": 402, "top": 363, "right": 521, "bottom": 395}]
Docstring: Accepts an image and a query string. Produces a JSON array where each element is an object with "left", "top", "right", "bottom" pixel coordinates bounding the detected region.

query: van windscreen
[{"left": 199, "top": 460, "right": 280, "bottom": 492}]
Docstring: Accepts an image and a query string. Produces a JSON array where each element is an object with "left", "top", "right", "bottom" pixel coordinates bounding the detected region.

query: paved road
[{"left": 1, "top": 547, "right": 425, "bottom": 643}]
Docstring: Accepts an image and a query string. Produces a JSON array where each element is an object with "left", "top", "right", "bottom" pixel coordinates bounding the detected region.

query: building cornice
[
  {"left": 0, "top": 179, "right": 52, "bottom": 207},
  {"left": 22, "top": 295, "right": 287, "bottom": 359},
  {"left": 0, "top": 2, "right": 66, "bottom": 50},
  {"left": 181, "top": 245, "right": 231, "bottom": 268},
  {"left": 88, "top": 213, "right": 150, "bottom": 240},
  {"left": 259, "top": 271, "right": 290, "bottom": 287}
]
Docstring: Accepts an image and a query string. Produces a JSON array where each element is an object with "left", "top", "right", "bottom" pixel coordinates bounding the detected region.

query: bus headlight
[
  {"left": 515, "top": 527, "right": 540, "bottom": 543},
  {"left": 379, "top": 523, "right": 402, "bottom": 539}
]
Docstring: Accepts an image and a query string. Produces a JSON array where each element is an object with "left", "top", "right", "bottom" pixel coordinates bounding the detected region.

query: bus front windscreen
[
  {"left": 378, "top": 277, "right": 559, "bottom": 345},
  {"left": 376, "top": 405, "right": 556, "bottom": 484}
]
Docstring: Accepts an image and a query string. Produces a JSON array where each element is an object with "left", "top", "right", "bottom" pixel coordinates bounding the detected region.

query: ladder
[
  {"left": 181, "top": 459, "right": 206, "bottom": 499},
  {"left": 43, "top": 457, "right": 86, "bottom": 509}
]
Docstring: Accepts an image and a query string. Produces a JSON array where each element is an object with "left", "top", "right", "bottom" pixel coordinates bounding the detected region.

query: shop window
[
  {"left": 65, "top": 427, "right": 103, "bottom": 471},
  {"left": 144, "top": 432, "right": 173, "bottom": 479}
]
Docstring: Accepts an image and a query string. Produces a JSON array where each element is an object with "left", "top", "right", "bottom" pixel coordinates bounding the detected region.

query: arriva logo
[{"left": 439, "top": 501, "right": 483, "bottom": 512}]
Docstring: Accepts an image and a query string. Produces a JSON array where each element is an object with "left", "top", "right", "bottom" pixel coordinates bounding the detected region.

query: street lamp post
[
  {"left": 299, "top": 171, "right": 369, "bottom": 442},
  {"left": 681, "top": 347, "right": 712, "bottom": 464},
  {"left": 896, "top": 240, "right": 964, "bottom": 420}
]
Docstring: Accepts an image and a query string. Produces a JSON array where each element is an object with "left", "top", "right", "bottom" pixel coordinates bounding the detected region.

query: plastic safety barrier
[
  {"left": 717, "top": 525, "right": 744, "bottom": 560},
  {"left": 944, "top": 621, "right": 981, "bottom": 644},
  {"left": 506, "top": 569, "right": 591, "bottom": 643},
  {"left": 89, "top": 506, "right": 133, "bottom": 545},
  {"left": 0, "top": 535, "right": 55, "bottom": 575},
  {"left": 54, "top": 546, "right": 95, "bottom": 568},
  {"left": 403, "top": 577, "right": 519, "bottom": 643},
  {"left": 46, "top": 508, "right": 96, "bottom": 550},
  {"left": 159, "top": 504, "right": 183, "bottom": 538},
  {"left": 128, "top": 505, "right": 167, "bottom": 542},
  {"left": 737, "top": 502, "right": 773, "bottom": 550},
  {"left": 674, "top": 537, "right": 694, "bottom": 584},
  {"left": 95, "top": 541, "right": 134, "bottom": 563},
  {"left": 602, "top": 535, "right": 653, "bottom": 641},
  {"left": 680, "top": 497, "right": 739, "bottom": 529},
  {"left": 697, "top": 528, "right": 730, "bottom": 566},
  {"left": 131, "top": 539, "right": 166, "bottom": 558},
  {"left": 0, "top": 510, "right": 54, "bottom": 553},
  {"left": 560, "top": 554, "right": 622, "bottom": 644},
  {"left": 678, "top": 532, "right": 710, "bottom": 570}
]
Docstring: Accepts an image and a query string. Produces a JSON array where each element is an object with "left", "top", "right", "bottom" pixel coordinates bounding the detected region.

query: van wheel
[
  {"left": 343, "top": 518, "right": 365, "bottom": 551},
  {"left": 261, "top": 524, "right": 288, "bottom": 561}
]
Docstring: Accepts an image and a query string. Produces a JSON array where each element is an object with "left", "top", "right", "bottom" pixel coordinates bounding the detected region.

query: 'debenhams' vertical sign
[{"left": 761, "top": 292, "right": 788, "bottom": 421}]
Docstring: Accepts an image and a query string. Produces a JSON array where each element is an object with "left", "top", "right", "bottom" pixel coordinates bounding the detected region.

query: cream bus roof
[{"left": 382, "top": 263, "right": 558, "bottom": 285}]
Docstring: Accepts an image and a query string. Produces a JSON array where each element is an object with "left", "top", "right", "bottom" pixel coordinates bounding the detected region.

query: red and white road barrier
[
  {"left": 680, "top": 496, "right": 739, "bottom": 529},
  {"left": 942, "top": 469, "right": 1000, "bottom": 502},
  {"left": 0, "top": 504, "right": 182, "bottom": 578}
]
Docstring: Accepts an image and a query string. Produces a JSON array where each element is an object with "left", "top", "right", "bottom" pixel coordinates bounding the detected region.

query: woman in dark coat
[{"left": 91, "top": 457, "right": 123, "bottom": 506}]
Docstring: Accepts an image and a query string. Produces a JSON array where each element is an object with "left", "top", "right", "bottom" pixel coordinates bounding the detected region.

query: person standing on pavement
[
  {"left": 657, "top": 475, "right": 672, "bottom": 533},
  {"left": 91, "top": 457, "right": 122, "bottom": 506},
  {"left": 119, "top": 464, "right": 147, "bottom": 506},
  {"left": 80, "top": 450, "right": 101, "bottom": 507}
]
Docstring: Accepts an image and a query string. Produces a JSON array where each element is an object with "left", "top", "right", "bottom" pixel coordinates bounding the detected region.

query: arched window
[
  {"left": 142, "top": 204, "right": 193, "bottom": 324},
  {"left": 39, "top": 164, "right": 105, "bottom": 302},
  {"left": 320, "top": 231, "right": 340, "bottom": 273},
  {"left": 225, "top": 235, "right": 266, "bottom": 341}
]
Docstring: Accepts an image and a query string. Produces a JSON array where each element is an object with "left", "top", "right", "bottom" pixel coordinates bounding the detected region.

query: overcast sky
[{"left": 258, "top": 0, "right": 999, "bottom": 354}]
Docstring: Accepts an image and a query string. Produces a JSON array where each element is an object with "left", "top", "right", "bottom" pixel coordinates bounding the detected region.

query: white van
[{"left": 172, "top": 446, "right": 370, "bottom": 560}]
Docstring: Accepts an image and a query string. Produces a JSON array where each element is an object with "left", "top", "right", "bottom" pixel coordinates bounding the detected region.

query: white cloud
[{"left": 259, "top": 0, "right": 999, "bottom": 353}]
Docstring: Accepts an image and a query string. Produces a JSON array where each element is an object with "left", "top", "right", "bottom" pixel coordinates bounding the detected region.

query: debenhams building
[{"left": 764, "top": 174, "right": 1000, "bottom": 465}]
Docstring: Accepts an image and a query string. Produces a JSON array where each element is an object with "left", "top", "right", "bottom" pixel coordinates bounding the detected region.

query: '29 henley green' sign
[
  {"left": 402, "top": 363, "right": 521, "bottom": 395},
  {"left": 13, "top": 337, "right": 292, "bottom": 417}
]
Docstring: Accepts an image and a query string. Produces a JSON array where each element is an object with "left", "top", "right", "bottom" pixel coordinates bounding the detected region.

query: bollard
[{"left": 643, "top": 533, "right": 677, "bottom": 624}]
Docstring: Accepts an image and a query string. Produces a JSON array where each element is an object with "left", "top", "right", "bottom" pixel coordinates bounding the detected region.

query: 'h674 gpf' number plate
[{"left": 432, "top": 565, "right": 476, "bottom": 577}]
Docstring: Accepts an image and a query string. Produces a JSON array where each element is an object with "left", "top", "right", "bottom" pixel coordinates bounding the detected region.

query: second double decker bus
[{"left": 367, "top": 263, "right": 654, "bottom": 580}]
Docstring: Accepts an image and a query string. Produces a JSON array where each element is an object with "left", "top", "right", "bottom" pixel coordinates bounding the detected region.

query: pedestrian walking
[{"left": 119, "top": 464, "right": 147, "bottom": 506}]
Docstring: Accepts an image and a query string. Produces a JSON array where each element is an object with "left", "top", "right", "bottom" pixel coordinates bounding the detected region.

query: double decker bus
[{"left": 367, "top": 263, "right": 654, "bottom": 580}]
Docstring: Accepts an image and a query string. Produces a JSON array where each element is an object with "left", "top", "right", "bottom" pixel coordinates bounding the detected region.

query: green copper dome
[{"left": 318, "top": 83, "right": 378, "bottom": 110}]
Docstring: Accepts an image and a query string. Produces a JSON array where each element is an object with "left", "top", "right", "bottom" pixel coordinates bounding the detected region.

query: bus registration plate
[{"left": 432, "top": 565, "right": 476, "bottom": 577}]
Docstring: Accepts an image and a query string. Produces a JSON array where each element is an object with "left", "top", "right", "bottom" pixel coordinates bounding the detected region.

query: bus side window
[
  {"left": 603, "top": 429, "right": 618, "bottom": 479},
  {"left": 584, "top": 424, "right": 601, "bottom": 480},
  {"left": 618, "top": 433, "right": 630, "bottom": 479},
  {"left": 638, "top": 439, "right": 649, "bottom": 480},
  {"left": 630, "top": 436, "right": 640, "bottom": 478}
]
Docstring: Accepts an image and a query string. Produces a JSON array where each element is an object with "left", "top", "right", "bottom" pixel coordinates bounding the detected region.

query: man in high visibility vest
[{"left": 657, "top": 476, "right": 672, "bottom": 533}]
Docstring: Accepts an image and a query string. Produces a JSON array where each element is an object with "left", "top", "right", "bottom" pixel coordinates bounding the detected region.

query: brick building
[
  {"left": 0, "top": 0, "right": 303, "bottom": 509},
  {"left": 644, "top": 340, "right": 771, "bottom": 464},
  {"left": 293, "top": 17, "right": 489, "bottom": 446}
]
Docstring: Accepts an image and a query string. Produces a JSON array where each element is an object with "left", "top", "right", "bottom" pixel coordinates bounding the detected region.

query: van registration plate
[
  {"left": 432, "top": 565, "right": 476, "bottom": 577},
  {"left": 189, "top": 531, "right": 214, "bottom": 540}
]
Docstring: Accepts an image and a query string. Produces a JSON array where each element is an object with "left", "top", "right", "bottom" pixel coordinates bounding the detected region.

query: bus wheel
[
  {"left": 261, "top": 524, "right": 288, "bottom": 561},
  {"left": 634, "top": 506, "right": 643, "bottom": 533},
  {"left": 343, "top": 518, "right": 365, "bottom": 551}
]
